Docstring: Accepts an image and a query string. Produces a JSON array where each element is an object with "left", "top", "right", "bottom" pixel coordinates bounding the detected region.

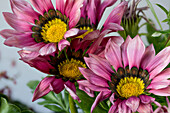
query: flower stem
[{"left": 69, "top": 95, "right": 78, "bottom": 113}]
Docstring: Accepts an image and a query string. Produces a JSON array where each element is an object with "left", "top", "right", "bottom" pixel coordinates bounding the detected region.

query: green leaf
[
  {"left": 44, "top": 105, "right": 64, "bottom": 113},
  {"left": 74, "top": 89, "right": 107, "bottom": 113},
  {"left": 152, "top": 32, "right": 162, "bottom": 37},
  {"left": 156, "top": 4, "right": 168, "bottom": 15},
  {"left": 38, "top": 100, "right": 57, "bottom": 105},
  {"left": 21, "top": 110, "right": 35, "bottom": 113},
  {"left": 162, "top": 18, "right": 170, "bottom": 23},
  {"left": 27, "top": 80, "right": 40, "bottom": 90},
  {"left": 146, "top": 0, "right": 163, "bottom": 30},
  {"left": 0, "top": 97, "right": 21, "bottom": 113}
]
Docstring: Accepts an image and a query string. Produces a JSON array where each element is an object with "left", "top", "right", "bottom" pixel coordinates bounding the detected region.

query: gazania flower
[
  {"left": 78, "top": 35, "right": 170, "bottom": 112},
  {"left": 70, "top": 1, "right": 128, "bottom": 51},
  {"left": 19, "top": 46, "right": 87, "bottom": 102},
  {"left": 0, "top": 0, "right": 83, "bottom": 57}
]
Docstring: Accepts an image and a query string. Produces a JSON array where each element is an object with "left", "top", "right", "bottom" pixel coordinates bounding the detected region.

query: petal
[
  {"left": 147, "top": 80, "right": 170, "bottom": 90},
  {"left": 105, "top": 38, "right": 123, "bottom": 71},
  {"left": 4, "top": 33, "right": 36, "bottom": 48},
  {"left": 103, "top": 2, "right": 128, "bottom": 27},
  {"left": 0, "top": 29, "right": 22, "bottom": 39},
  {"left": 151, "top": 68, "right": 170, "bottom": 83},
  {"left": 118, "top": 100, "right": 128, "bottom": 113},
  {"left": 149, "top": 86, "right": 170, "bottom": 96},
  {"left": 18, "top": 50, "right": 39, "bottom": 60},
  {"left": 137, "top": 103, "right": 153, "bottom": 113},
  {"left": 64, "top": 28, "right": 79, "bottom": 39},
  {"left": 102, "top": 23, "right": 124, "bottom": 32},
  {"left": 58, "top": 39, "right": 70, "bottom": 51},
  {"left": 43, "top": 0, "right": 55, "bottom": 11},
  {"left": 49, "top": 78, "right": 65, "bottom": 94},
  {"left": 77, "top": 80, "right": 110, "bottom": 92},
  {"left": 20, "top": 56, "right": 55, "bottom": 74},
  {"left": 127, "top": 35, "right": 145, "bottom": 69},
  {"left": 91, "top": 91, "right": 111, "bottom": 113},
  {"left": 109, "top": 93, "right": 115, "bottom": 105},
  {"left": 108, "top": 99, "right": 121, "bottom": 113},
  {"left": 121, "top": 35, "right": 132, "bottom": 68},
  {"left": 126, "top": 96, "right": 140, "bottom": 112},
  {"left": 39, "top": 43, "right": 56, "bottom": 56},
  {"left": 78, "top": 82, "right": 94, "bottom": 97},
  {"left": 84, "top": 56, "right": 111, "bottom": 81},
  {"left": 68, "top": 0, "right": 83, "bottom": 28},
  {"left": 3, "top": 12, "right": 32, "bottom": 32},
  {"left": 64, "top": 84, "right": 81, "bottom": 102},
  {"left": 56, "top": 0, "right": 65, "bottom": 15},
  {"left": 10, "top": 0, "right": 39, "bottom": 23},
  {"left": 32, "top": 76, "right": 55, "bottom": 101},
  {"left": 98, "top": 0, "right": 117, "bottom": 21},
  {"left": 139, "top": 95, "right": 155, "bottom": 104},
  {"left": 146, "top": 46, "right": 170, "bottom": 80},
  {"left": 79, "top": 68, "right": 109, "bottom": 87},
  {"left": 30, "top": 0, "right": 46, "bottom": 15},
  {"left": 140, "top": 44, "right": 155, "bottom": 69}
]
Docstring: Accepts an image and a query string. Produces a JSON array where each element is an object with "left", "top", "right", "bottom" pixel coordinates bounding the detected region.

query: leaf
[
  {"left": 156, "top": 4, "right": 168, "bottom": 15},
  {"left": 146, "top": 0, "right": 163, "bottom": 30},
  {"left": 0, "top": 97, "right": 21, "bottom": 113},
  {"left": 27, "top": 80, "right": 39, "bottom": 90},
  {"left": 38, "top": 100, "right": 57, "bottom": 105},
  {"left": 21, "top": 110, "right": 34, "bottom": 113},
  {"left": 74, "top": 89, "right": 107, "bottom": 113},
  {"left": 44, "top": 105, "right": 64, "bottom": 113},
  {"left": 152, "top": 32, "right": 162, "bottom": 37},
  {"left": 162, "top": 18, "right": 170, "bottom": 23}
]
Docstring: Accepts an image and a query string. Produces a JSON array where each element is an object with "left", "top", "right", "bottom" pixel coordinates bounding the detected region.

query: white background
[{"left": 0, "top": 0, "right": 169, "bottom": 113}]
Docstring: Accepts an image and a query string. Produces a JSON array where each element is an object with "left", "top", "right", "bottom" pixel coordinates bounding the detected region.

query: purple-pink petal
[
  {"left": 121, "top": 35, "right": 132, "bottom": 68},
  {"left": 58, "top": 39, "right": 70, "bottom": 51},
  {"left": 147, "top": 80, "right": 170, "bottom": 90},
  {"left": 79, "top": 67, "right": 109, "bottom": 87},
  {"left": 64, "top": 28, "right": 79, "bottom": 39},
  {"left": 105, "top": 38, "right": 123, "bottom": 71},
  {"left": 64, "top": 84, "right": 81, "bottom": 102},
  {"left": 91, "top": 91, "right": 111, "bottom": 113},
  {"left": 139, "top": 95, "right": 155, "bottom": 104},
  {"left": 149, "top": 86, "right": 170, "bottom": 96},
  {"left": 39, "top": 43, "right": 56, "bottom": 56},
  {"left": 49, "top": 78, "right": 65, "bottom": 94},
  {"left": 140, "top": 44, "right": 155, "bottom": 69},
  {"left": 146, "top": 46, "right": 170, "bottom": 80},
  {"left": 127, "top": 35, "right": 145, "bottom": 69},
  {"left": 78, "top": 81, "right": 94, "bottom": 97},
  {"left": 29, "top": 0, "right": 46, "bottom": 15},
  {"left": 3, "top": 12, "right": 32, "bottom": 32},
  {"left": 32, "top": 76, "right": 55, "bottom": 101},
  {"left": 125, "top": 96, "right": 140, "bottom": 112},
  {"left": 137, "top": 103, "right": 153, "bottom": 113}
]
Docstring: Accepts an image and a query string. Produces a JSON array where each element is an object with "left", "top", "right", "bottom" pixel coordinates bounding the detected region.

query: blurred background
[{"left": 0, "top": 0, "right": 169, "bottom": 113}]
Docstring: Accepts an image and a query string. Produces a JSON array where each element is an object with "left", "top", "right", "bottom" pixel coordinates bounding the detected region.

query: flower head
[
  {"left": 19, "top": 46, "right": 87, "bottom": 102},
  {"left": 78, "top": 35, "right": 170, "bottom": 112},
  {"left": 70, "top": 1, "right": 128, "bottom": 51},
  {"left": 0, "top": 0, "right": 84, "bottom": 57}
]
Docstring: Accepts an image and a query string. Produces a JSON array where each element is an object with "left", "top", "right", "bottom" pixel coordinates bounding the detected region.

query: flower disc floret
[
  {"left": 117, "top": 77, "right": 145, "bottom": 98},
  {"left": 41, "top": 18, "right": 67, "bottom": 43},
  {"left": 58, "top": 58, "right": 86, "bottom": 80}
]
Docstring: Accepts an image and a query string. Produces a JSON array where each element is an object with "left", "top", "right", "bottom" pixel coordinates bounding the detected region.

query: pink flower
[
  {"left": 78, "top": 35, "right": 170, "bottom": 113},
  {"left": 0, "top": 0, "right": 84, "bottom": 57},
  {"left": 71, "top": 1, "right": 128, "bottom": 51},
  {"left": 19, "top": 47, "right": 87, "bottom": 102}
]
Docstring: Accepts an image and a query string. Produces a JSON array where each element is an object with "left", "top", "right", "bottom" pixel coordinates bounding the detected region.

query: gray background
[{"left": 0, "top": 0, "right": 169, "bottom": 113}]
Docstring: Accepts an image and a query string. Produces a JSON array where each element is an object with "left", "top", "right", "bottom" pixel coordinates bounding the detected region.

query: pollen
[
  {"left": 116, "top": 77, "right": 145, "bottom": 99},
  {"left": 41, "top": 18, "right": 67, "bottom": 43},
  {"left": 76, "top": 26, "right": 93, "bottom": 39},
  {"left": 58, "top": 59, "right": 86, "bottom": 80}
]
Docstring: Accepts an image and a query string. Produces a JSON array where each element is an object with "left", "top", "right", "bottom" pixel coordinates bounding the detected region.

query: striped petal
[
  {"left": 149, "top": 86, "right": 170, "bottom": 96},
  {"left": 3, "top": 12, "right": 32, "bottom": 32},
  {"left": 39, "top": 43, "right": 56, "bottom": 56},
  {"left": 146, "top": 46, "right": 170, "bottom": 80},
  {"left": 127, "top": 35, "right": 145, "bottom": 69}
]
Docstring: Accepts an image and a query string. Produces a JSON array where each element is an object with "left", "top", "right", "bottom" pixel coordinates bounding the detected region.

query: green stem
[{"left": 69, "top": 95, "right": 78, "bottom": 113}]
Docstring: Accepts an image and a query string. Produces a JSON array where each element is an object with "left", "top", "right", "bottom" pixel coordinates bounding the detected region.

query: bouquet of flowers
[{"left": 0, "top": 0, "right": 170, "bottom": 113}]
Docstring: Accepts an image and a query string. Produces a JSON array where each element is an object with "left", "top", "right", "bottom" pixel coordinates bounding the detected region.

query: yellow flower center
[
  {"left": 41, "top": 18, "right": 67, "bottom": 43},
  {"left": 116, "top": 77, "right": 145, "bottom": 98},
  {"left": 76, "top": 27, "right": 93, "bottom": 39},
  {"left": 58, "top": 59, "right": 86, "bottom": 80}
]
